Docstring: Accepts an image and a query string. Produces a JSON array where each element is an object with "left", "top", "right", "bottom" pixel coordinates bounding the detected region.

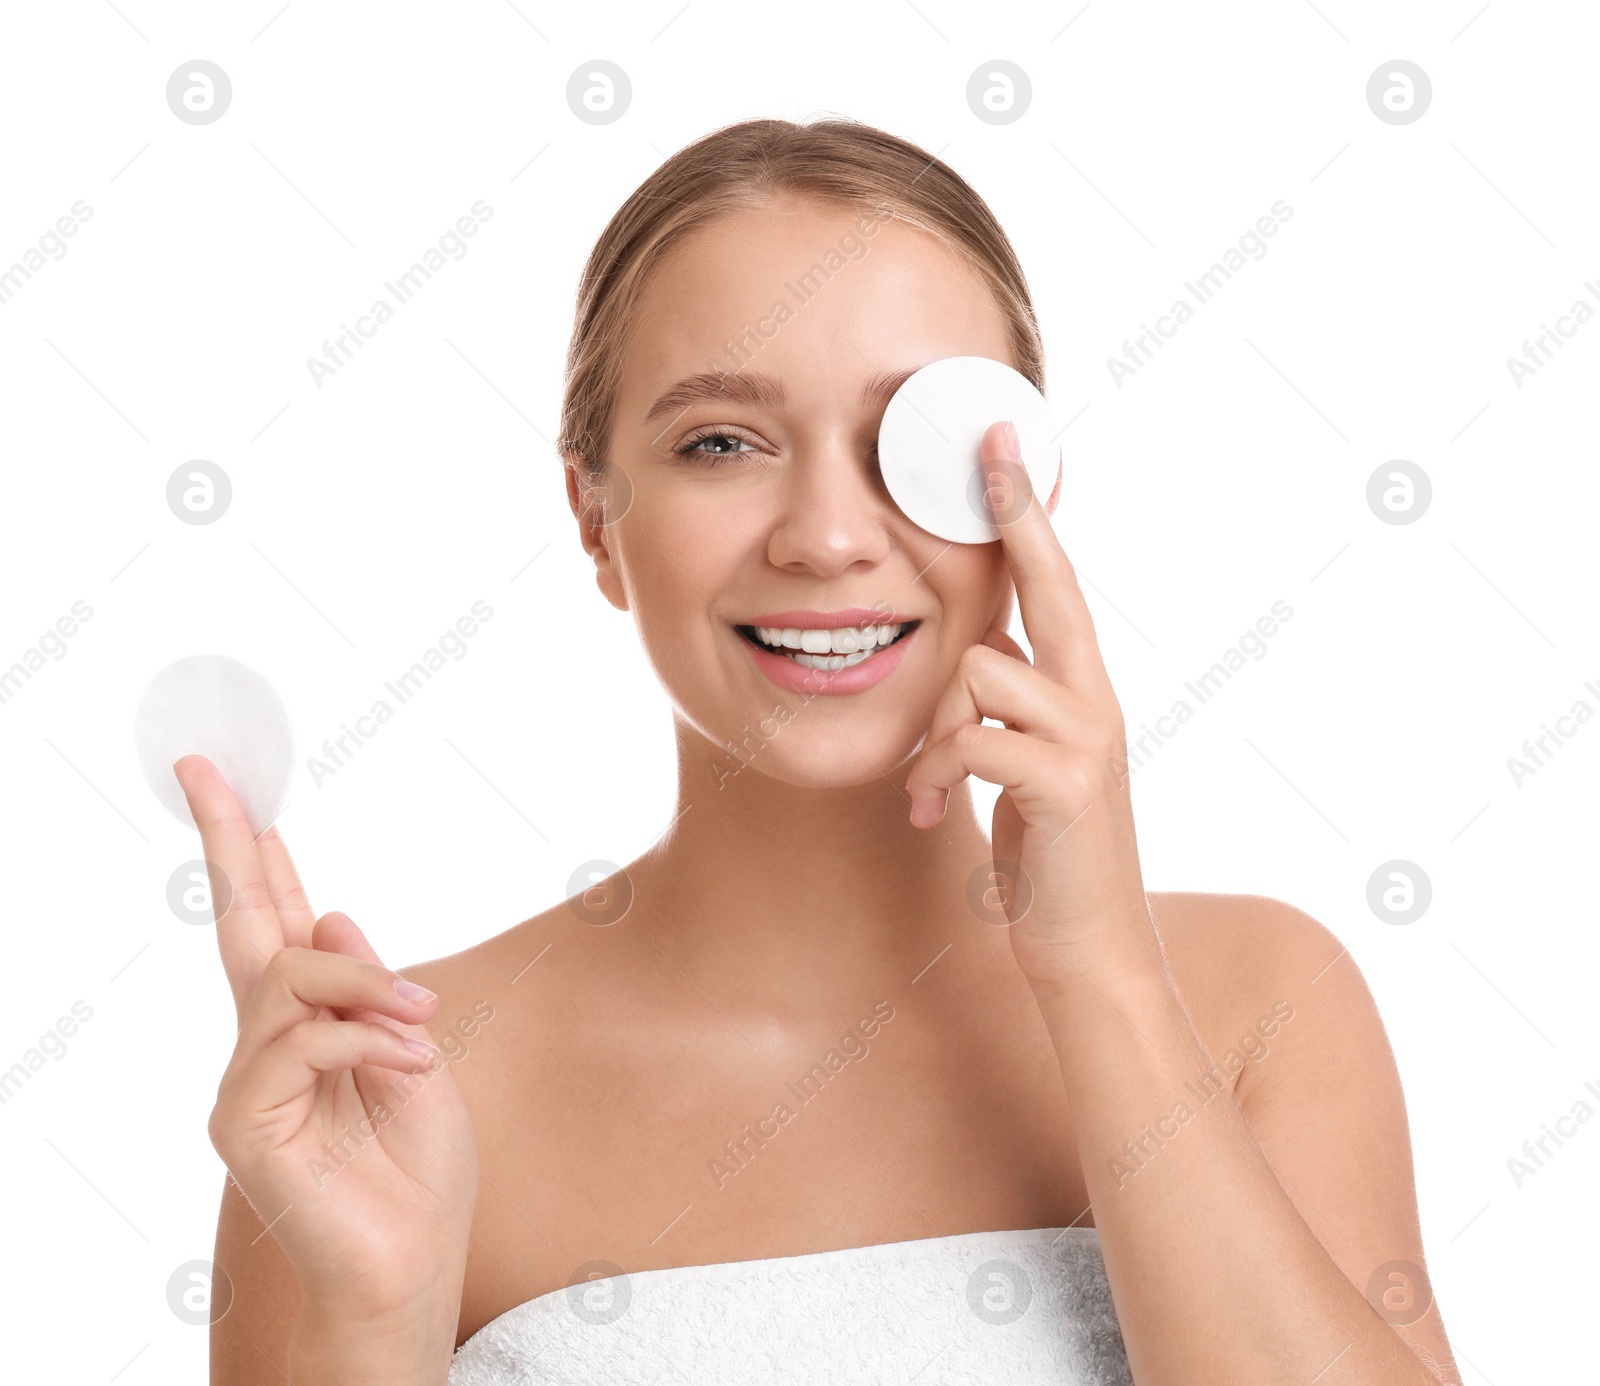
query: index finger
[
  {"left": 981, "top": 419, "right": 1112, "bottom": 697},
  {"left": 173, "top": 754, "right": 284, "bottom": 1021}
]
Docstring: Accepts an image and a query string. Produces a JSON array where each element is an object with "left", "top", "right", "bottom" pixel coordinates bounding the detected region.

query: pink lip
[
  {"left": 741, "top": 607, "right": 909, "bottom": 629},
  {"left": 734, "top": 621, "right": 919, "bottom": 697}
]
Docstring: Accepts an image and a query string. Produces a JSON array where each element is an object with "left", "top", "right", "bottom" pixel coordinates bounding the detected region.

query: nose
[{"left": 765, "top": 429, "right": 893, "bottom": 578}]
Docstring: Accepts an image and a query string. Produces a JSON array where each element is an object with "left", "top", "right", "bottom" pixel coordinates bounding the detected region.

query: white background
[{"left": 1, "top": 1, "right": 1594, "bottom": 1380}]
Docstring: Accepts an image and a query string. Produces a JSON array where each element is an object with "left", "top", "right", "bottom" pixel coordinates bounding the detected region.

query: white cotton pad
[
  {"left": 134, "top": 653, "right": 294, "bottom": 837},
  {"left": 877, "top": 356, "right": 1059, "bottom": 544}
]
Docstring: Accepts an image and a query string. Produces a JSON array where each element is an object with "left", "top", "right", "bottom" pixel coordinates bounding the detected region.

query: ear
[
  {"left": 1044, "top": 455, "right": 1062, "bottom": 518},
  {"left": 564, "top": 455, "right": 629, "bottom": 613}
]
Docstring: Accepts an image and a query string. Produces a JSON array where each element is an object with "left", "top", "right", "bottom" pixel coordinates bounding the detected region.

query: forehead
[{"left": 620, "top": 198, "right": 1015, "bottom": 409}]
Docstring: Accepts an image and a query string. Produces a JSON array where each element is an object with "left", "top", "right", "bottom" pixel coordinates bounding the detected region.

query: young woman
[{"left": 190, "top": 118, "right": 1459, "bottom": 1384}]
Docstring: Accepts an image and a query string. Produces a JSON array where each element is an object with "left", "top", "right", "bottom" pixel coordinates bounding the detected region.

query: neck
[{"left": 629, "top": 716, "right": 998, "bottom": 1007}]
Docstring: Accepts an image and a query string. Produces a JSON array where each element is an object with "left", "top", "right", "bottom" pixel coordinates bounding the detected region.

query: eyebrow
[
  {"left": 643, "top": 366, "right": 922, "bottom": 425},
  {"left": 861, "top": 367, "right": 918, "bottom": 406},
  {"left": 644, "top": 371, "right": 785, "bottom": 423}
]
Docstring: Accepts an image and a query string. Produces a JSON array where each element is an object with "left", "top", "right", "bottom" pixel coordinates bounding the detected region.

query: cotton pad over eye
[
  {"left": 134, "top": 653, "right": 294, "bottom": 838},
  {"left": 876, "top": 356, "right": 1059, "bottom": 544}
]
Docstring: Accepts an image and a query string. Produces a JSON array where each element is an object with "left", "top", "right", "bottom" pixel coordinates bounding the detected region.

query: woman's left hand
[{"left": 904, "top": 420, "right": 1155, "bottom": 991}]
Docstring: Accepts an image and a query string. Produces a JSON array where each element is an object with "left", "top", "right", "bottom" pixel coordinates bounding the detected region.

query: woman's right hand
[{"left": 176, "top": 754, "right": 481, "bottom": 1325}]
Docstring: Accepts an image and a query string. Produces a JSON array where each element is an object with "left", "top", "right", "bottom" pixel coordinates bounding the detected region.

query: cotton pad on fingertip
[
  {"left": 877, "top": 356, "right": 1059, "bottom": 544},
  {"left": 134, "top": 653, "right": 294, "bottom": 838}
]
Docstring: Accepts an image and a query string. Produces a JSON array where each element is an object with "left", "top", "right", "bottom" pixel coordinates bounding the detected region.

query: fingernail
[
  {"left": 394, "top": 978, "right": 436, "bottom": 1004},
  {"left": 403, "top": 1036, "right": 441, "bottom": 1060},
  {"left": 1001, "top": 421, "right": 1019, "bottom": 457}
]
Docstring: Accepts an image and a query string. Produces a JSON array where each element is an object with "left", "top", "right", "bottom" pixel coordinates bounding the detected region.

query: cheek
[
  {"left": 617, "top": 484, "right": 762, "bottom": 631},
  {"left": 931, "top": 548, "right": 1011, "bottom": 640}
]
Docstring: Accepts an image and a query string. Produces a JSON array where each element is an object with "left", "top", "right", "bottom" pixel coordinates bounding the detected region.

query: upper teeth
[{"left": 753, "top": 623, "right": 903, "bottom": 654}]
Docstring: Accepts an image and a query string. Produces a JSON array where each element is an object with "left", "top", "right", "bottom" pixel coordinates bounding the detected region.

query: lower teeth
[{"left": 783, "top": 646, "right": 878, "bottom": 671}]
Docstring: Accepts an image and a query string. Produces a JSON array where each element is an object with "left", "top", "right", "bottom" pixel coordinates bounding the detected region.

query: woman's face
[{"left": 573, "top": 194, "right": 1051, "bottom": 789}]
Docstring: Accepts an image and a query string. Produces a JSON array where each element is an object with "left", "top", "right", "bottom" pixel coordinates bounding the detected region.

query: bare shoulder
[
  {"left": 1146, "top": 889, "right": 1346, "bottom": 992},
  {"left": 384, "top": 888, "right": 657, "bottom": 1152},
  {"left": 1145, "top": 891, "right": 1352, "bottom": 1078},
  {"left": 1144, "top": 890, "right": 1397, "bottom": 1158},
  {"left": 389, "top": 897, "right": 606, "bottom": 1064},
  {"left": 1147, "top": 891, "right": 1459, "bottom": 1382}
]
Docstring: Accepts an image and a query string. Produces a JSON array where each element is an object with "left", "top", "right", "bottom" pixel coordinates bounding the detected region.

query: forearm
[
  {"left": 288, "top": 1289, "right": 463, "bottom": 1386},
  {"left": 1033, "top": 925, "right": 1440, "bottom": 1385}
]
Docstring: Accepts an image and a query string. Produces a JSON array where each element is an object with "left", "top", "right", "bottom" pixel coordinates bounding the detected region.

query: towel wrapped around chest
[{"left": 447, "top": 1226, "right": 1132, "bottom": 1386}]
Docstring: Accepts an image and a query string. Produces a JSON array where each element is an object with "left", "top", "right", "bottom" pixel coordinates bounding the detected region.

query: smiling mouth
[{"left": 734, "top": 620, "right": 920, "bottom": 671}]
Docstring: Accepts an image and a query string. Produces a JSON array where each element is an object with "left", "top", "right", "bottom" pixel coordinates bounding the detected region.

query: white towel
[{"left": 448, "top": 1226, "right": 1131, "bottom": 1385}]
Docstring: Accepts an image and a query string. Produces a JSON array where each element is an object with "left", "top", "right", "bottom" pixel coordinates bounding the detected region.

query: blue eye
[{"left": 673, "top": 429, "right": 760, "bottom": 464}]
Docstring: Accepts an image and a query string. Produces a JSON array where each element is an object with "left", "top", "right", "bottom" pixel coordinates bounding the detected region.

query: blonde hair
[{"left": 557, "top": 116, "right": 1045, "bottom": 475}]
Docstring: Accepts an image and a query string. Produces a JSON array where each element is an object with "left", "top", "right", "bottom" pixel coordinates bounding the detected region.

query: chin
[{"left": 702, "top": 716, "right": 923, "bottom": 793}]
